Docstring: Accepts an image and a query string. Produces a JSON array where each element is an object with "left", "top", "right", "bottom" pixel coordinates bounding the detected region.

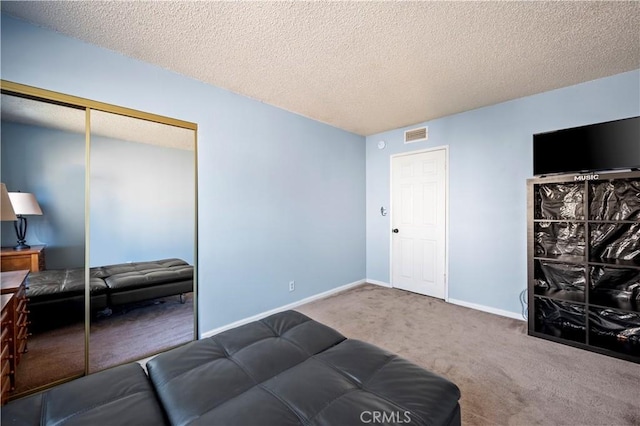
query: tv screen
[{"left": 533, "top": 116, "right": 640, "bottom": 176}]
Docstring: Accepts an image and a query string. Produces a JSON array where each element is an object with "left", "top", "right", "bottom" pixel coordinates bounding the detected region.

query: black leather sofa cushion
[
  {"left": 91, "top": 258, "right": 190, "bottom": 279},
  {"left": 105, "top": 264, "right": 193, "bottom": 290},
  {"left": 146, "top": 310, "right": 461, "bottom": 426},
  {"left": 26, "top": 268, "right": 108, "bottom": 302},
  {"left": 1, "top": 363, "right": 167, "bottom": 426}
]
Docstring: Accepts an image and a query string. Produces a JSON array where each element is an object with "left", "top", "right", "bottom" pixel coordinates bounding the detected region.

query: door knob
[{"left": 392, "top": 228, "right": 399, "bottom": 233}]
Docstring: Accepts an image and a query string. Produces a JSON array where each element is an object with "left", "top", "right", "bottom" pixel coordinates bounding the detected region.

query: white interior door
[{"left": 391, "top": 148, "right": 446, "bottom": 298}]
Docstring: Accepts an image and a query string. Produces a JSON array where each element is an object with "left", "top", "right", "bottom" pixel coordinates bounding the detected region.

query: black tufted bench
[
  {"left": 2, "top": 310, "right": 461, "bottom": 426},
  {"left": 147, "top": 310, "right": 461, "bottom": 426},
  {"left": 26, "top": 258, "right": 193, "bottom": 326}
]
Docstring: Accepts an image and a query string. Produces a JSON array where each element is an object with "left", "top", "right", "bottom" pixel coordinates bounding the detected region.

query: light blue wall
[
  {"left": 1, "top": 122, "right": 86, "bottom": 269},
  {"left": 1, "top": 14, "right": 366, "bottom": 332},
  {"left": 366, "top": 70, "right": 640, "bottom": 316},
  {"left": 1, "top": 122, "right": 195, "bottom": 269},
  {"left": 89, "top": 135, "right": 195, "bottom": 267}
]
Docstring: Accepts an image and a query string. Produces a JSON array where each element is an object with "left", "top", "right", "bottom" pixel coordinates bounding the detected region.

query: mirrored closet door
[
  {"left": 1, "top": 93, "right": 87, "bottom": 397},
  {"left": 0, "top": 80, "right": 198, "bottom": 400},
  {"left": 88, "top": 110, "right": 196, "bottom": 372}
]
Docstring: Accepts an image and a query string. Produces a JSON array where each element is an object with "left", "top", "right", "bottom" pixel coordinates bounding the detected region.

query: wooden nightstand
[{"left": 0, "top": 246, "right": 46, "bottom": 272}]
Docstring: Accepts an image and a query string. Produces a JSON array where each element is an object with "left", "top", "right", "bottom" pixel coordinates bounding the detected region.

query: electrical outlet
[{"left": 289, "top": 281, "right": 295, "bottom": 292}]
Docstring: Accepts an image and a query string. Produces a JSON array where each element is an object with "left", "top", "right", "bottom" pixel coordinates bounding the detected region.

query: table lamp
[{"left": 8, "top": 191, "right": 43, "bottom": 250}]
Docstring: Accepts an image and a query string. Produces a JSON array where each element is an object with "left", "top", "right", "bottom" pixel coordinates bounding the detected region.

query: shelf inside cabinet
[
  {"left": 534, "top": 259, "right": 585, "bottom": 303},
  {"left": 534, "top": 182, "right": 584, "bottom": 221},
  {"left": 588, "top": 258, "right": 640, "bottom": 268},
  {"left": 534, "top": 254, "right": 585, "bottom": 264},
  {"left": 589, "top": 265, "right": 640, "bottom": 313},
  {"left": 534, "top": 222, "right": 585, "bottom": 259},
  {"left": 533, "top": 297, "right": 586, "bottom": 344},
  {"left": 588, "top": 307, "right": 640, "bottom": 357},
  {"left": 589, "top": 222, "right": 640, "bottom": 264},
  {"left": 589, "top": 300, "right": 639, "bottom": 314},
  {"left": 588, "top": 178, "right": 640, "bottom": 221}
]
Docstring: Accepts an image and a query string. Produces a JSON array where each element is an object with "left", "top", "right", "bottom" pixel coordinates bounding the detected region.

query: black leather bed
[
  {"left": 2, "top": 310, "right": 461, "bottom": 425},
  {"left": 26, "top": 258, "right": 193, "bottom": 323}
]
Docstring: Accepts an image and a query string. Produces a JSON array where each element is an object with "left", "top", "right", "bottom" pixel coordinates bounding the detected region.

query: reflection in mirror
[
  {"left": 88, "top": 110, "right": 195, "bottom": 372},
  {"left": 0, "top": 93, "right": 86, "bottom": 397}
]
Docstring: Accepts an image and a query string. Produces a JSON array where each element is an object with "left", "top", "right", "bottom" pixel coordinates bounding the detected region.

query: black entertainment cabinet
[{"left": 527, "top": 170, "right": 640, "bottom": 363}]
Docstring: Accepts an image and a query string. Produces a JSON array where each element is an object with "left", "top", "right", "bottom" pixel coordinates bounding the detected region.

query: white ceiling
[{"left": 2, "top": 1, "right": 639, "bottom": 136}]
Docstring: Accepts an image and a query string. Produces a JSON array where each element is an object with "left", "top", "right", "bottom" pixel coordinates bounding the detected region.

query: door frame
[{"left": 389, "top": 146, "right": 450, "bottom": 301}]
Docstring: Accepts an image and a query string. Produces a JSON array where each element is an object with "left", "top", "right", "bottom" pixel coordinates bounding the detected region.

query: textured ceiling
[{"left": 2, "top": 1, "right": 639, "bottom": 136}]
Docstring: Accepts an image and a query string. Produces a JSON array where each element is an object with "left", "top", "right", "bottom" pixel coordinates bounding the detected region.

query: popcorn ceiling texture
[{"left": 2, "top": 1, "right": 639, "bottom": 136}]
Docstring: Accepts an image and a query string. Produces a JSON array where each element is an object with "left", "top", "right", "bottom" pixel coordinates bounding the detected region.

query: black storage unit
[{"left": 527, "top": 170, "right": 640, "bottom": 363}]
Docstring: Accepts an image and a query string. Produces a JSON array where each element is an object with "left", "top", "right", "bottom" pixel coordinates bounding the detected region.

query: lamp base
[
  {"left": 13, "top": 242, "right": 31, "bottom": 251},
  {"left": 14, "top": 216, "right": 30, "bottom": 251}
]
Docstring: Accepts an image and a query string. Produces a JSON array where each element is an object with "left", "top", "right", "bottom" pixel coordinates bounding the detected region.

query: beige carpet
[{"left": 297, "top": 284, "right": 640, "bottom": 426}]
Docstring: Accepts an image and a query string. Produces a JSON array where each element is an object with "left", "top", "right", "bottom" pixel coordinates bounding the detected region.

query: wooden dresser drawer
[
  {"left": 15, "top": 298, "right": 26, "bottom": 315},
  {"left": 15, "top": 285, "right": 26, "bottom": 299},
  {"left": 1, "top": 325, "right": 9, "bottom": 344},
  {"left": 0, "top": 246, "right": 46, "bottom": 272},
  {"left": 0, "top": 343, "right": 9, "bottom": 362},
  {"left": 0, "top": 256, "right": 31, "bottom": 273},
  {"left": 0, "top": 269, "right": 29, "bottom": 404},
  {"left": 1, "top": 357, "right": 10, "bottom": 378},
  {"left": 1, "top": 372, "right": 11, "bottom": 404}
]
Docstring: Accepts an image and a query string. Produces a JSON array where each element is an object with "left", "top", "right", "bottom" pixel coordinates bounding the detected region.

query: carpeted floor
[
  {"left": 10, "top": 284, "right": 639, "bottom": 425},
  {"left": 297, "top": 284, "right": 640, "bottom": 426},
  {"left": 10, "top": 293, "right": 194, "bottom": 398}
]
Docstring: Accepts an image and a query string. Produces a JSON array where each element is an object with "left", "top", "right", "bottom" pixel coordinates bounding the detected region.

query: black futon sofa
[
  {"left": 26, "top": 258, "right": 193, "bottom": 314},
  {"left": 2, "top": 310, "right": 461, "bottom": 426}
]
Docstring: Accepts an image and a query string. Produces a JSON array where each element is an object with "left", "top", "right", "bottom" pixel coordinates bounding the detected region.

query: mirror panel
[
  {"left": 1, "top": 93, "right": 86, "bottom": 396},
  {"left": 1, "top": 81, "right": 198, "bottom": 400},
  {"left": 88, "top": 109, "right": 196, "bottom": 372}
]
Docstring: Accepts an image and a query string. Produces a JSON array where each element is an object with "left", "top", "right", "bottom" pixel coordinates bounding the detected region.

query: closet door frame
[{"left": 1, "top": 79, "right": 199, "bottom": 379}]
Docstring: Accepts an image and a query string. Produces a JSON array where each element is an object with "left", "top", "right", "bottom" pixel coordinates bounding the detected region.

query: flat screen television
[{"left": 533, "top": 116, "right": 640, "bottom": 176}]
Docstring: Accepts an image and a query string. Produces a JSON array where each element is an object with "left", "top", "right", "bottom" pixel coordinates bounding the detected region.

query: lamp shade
[
  {"left": 8, "top": 192, "right": 43, "bottom": 216},
  {"left": 1, "top": 183, "right": 17, "bottom": 221}
]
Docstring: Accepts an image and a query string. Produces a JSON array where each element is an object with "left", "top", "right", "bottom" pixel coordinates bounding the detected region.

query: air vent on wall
[{"left": 404, "top": 126, "right": 428, "bottom": 143}]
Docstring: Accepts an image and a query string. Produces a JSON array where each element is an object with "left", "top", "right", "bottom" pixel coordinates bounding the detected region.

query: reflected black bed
[{"left": 26, "top": 258, "right": 193, "bottom": 321}]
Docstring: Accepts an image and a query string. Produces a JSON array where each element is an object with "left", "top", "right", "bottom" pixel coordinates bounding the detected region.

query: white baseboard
[
  {"left": 201, "top": 280, "right": 525, "bottom": 339},
  {"left": 448, "top": 298, "right": 525, "bottom": 321},
  {"left": 366, "top": 279, "right": 391, "bottom": 288},
  {"left": 201, "top": 279, "right": 366, "bottom": 339}
]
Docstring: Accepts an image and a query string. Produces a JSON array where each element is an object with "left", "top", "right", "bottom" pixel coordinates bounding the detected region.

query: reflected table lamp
[
  {"left": 8, "top": 191, "right": 43, "bottom": 250},
  {"left": 1, "top": 183, "right": 17, "bottom": 222}
]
